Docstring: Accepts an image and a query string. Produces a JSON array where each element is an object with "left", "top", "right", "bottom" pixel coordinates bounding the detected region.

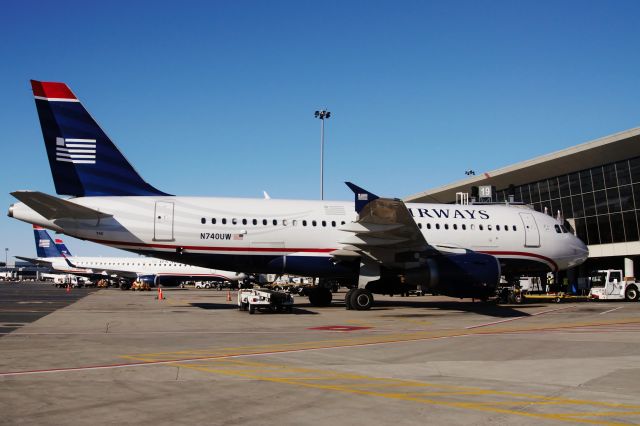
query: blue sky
[{"left": 1, "top": 0, "right": 639, "bottom": 259}]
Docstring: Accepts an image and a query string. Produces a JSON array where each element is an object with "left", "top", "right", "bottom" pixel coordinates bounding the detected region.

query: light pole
[
  {"left": 4, "top": 248, "right": 8, "bottom": 268},
  {"left": 314, "top": 109, "right": 331, "bottom": 200}
]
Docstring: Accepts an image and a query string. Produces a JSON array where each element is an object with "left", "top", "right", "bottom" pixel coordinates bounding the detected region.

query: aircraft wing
[
  {"left": 14, "top": 255, "right": 54, "bottom": 267},
  {"left": 338, "top": 183, "right": 432, "bottom": 267},
  {"left": 10, "top": 191, "right": 112, "bottom": 220}
]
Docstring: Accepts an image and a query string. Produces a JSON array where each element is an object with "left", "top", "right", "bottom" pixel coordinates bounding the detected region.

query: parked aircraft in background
[
  {"left": 8, "top": 81, "right": 588, "bottom": 309},
  {"left": 16, "top": 225, "right": 245, "bottom": 289}
]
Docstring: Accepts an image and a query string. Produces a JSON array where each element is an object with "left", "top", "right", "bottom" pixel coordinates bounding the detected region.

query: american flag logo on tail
[{"left": 56, "top": 137, "right": 96, "bottom": 164}]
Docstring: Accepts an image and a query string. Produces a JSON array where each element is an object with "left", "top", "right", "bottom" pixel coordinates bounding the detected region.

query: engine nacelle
[
  {"left": 365, "top": 251, "right": 500, "bottom": 299},
  {"left": 421, "top": 251, "right": 500, "bottom": 299}
]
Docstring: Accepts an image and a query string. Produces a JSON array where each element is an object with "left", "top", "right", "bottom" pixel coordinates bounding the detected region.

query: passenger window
[
  {"left": 232, "top": 218, "right": 238, "bottom": 225},
  {"left": 504, "top": 225, "right": 508, "bottom": 231},
  {"left": 453, "top": 224, "right": 457, "bottom": 230},
  {"left": 341, "top": 221, "right": 346, "bottom": 225},
  {"left": 427, "top": 223, "right": 431, "bottom": 229},
  {"left": 479, "top": 224, "right": 483, "bottom": 231},
  {"left": 496, "top": 225, "right": 500, "bottom": 231},
  {"left": 331, "top": 221, "right": 336, "bottom": 227},
  {"left": 462, "top": 224, "right": 466, "bottom": 230},
  {"left": 222, "top": 218, "right": 227, "bottom": 225},
  {"left": 418, "top": 223, "right": 422, "bottom": 229},
  {"left": 487, "top": 225, "right": 492, "bottom": 231},
  {"left": 293, "top": 220, "right": 298, "bottom": 226},
  {"left": 312, "top": 220, "right": 317, "bottom": 227},
  {"left": 435, "top": 223, "right": 440, "bottom": 230},
  {"left": 201, "top": 218, "right": 205, "bottom": 224},
  {"left": 242, "top": 219, "right": 247, "bottom": 225},
  {"left": 212, "top": 218, "right": 216, "bottom": 225},
  {"left": 513, "top": 225, "right": 517, "bottom": 231},
  {"left": 262, "top": 219, "right": 267, "bottom": 226},
  {"left": 322, "top": 220, "right": 327, "bottom": 227},
  {"left": 273, "top": 219, "right": 278, "bottom": 226},
  {"left": 444, "top": 224, "right": 449, "bottom": 230},
  {"left": 283, "top": 219, "right": 288, "bottom": 226},
  {"left": 303, "top": 220, "right": 307, "bottom": 226},
  {"left": 252, "top": 219, "right": 257, "bottom": 225}
]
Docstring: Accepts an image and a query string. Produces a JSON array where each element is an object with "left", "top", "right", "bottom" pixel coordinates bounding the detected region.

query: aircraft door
[
  {"left": 519, "top": 212, "right": 540, "bottom": 247},
  {"left": 154, "top": 201, "right": 174, "bottom": 241}
]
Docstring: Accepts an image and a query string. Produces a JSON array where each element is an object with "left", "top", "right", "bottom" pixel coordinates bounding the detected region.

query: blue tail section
[
  {"left": 30, "top": 80, "right": 170, "bottom": 197},
  {"left": 345, "top": 182, "right": 380, "bottom": 213},
  {"left": 33, "top": 226, "right": 63, "bottom": 258},
  {"left": 54, "top": 238, "right": 72, "bottom": 257}
]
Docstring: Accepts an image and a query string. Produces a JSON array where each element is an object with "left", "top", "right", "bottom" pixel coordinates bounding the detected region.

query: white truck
[
  {"left": 237, "top": 288, "right": 294, "bottom": 314},
  {"left": 589, "top": 269, "right": 639, "bottom": 301}
]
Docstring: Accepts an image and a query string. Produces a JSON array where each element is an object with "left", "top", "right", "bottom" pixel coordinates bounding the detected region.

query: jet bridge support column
[{"left": 625, "top": 257, "right": 635, "bottom": 279}]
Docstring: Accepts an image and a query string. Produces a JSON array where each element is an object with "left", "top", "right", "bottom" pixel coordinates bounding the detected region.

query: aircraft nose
[{"left": 569, "top": 236, "right": 589, "bottom": 267}]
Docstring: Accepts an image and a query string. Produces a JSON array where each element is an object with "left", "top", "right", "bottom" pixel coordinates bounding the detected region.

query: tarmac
[{"left": 1, "top": 282, "right": 640, "bottom": 425}]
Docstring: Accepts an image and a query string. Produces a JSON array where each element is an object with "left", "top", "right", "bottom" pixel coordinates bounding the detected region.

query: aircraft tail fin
[
  {"left": 345, "top": 182, "right": 380, "bottom": 213},
  {"left": 33, "top": 225, "right": 63, "bottom": 258},
  {"left": 30, "top": 80, "right": 170, "bottom": 197},
  {"left": 54, "top": 238, "right": 72, "bottom": 257}
]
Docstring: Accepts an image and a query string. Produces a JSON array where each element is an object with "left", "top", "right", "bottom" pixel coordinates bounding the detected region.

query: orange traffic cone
[
  {"left": 66, "top": 284, "right": 71, "bottom": 293},
  {"left": 157, "top": 287, "right": 164, "bottom": 301},
  {"left": 227, "top": 289, "right": 232, "bottom": 302}
]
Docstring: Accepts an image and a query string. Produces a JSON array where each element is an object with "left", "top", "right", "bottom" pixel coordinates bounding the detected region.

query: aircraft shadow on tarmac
[
  {"left": 373, "top": 299, "right": 538, "bottom": 318},
  {"left": 189, "top": 302, "right": 318, "bottom": 315}
]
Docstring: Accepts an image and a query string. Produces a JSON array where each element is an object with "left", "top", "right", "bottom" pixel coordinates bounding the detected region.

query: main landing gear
[{"left": 345, "top": 288, "right": 374, "bottom": 311}]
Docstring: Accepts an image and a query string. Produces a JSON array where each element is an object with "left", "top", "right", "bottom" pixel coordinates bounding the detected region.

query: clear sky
[{"left": 1, "top": 0, "right": 640, "bottom": 260}]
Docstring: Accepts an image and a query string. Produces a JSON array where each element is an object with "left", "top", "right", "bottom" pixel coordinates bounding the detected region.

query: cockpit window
[{"left": 554, "top": 224, "right": 562, "bottom": 233}]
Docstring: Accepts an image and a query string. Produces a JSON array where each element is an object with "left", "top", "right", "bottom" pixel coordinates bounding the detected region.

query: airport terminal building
[{"left": 406, "top": 127, "right": 640, "bottom": 279}]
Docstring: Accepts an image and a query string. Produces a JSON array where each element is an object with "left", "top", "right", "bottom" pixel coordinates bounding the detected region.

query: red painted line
[{"left": 0, "top": 332, "right": 479, "bottom": 377}]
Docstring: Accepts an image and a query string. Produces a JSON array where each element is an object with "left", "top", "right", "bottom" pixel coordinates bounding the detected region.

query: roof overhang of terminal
[{"left": 405, "top": 127, "right": 640, "bottom": 204}]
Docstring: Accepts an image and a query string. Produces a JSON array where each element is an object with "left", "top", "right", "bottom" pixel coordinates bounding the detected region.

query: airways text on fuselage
[{"left": 408, "top": 208, "right": 490, "bottom": 220}]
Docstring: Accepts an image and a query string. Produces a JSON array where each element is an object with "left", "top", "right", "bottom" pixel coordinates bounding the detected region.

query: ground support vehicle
[
  {"left": 589, "top": 270, "right": 639, "bottom": 301},
  {"left": 131, "top": 281, "right": 151, "bottom": 291},
  {"left": 237, "top": 288, "right": 294, "bottom": 314}
]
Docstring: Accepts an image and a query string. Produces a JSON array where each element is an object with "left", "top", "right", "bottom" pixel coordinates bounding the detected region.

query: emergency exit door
[
  {"left": 154, "top": 201, "right": 174, "bottom": 241},
  {"left": 519, "top": 212, "right": 540, "bottom": 247}
]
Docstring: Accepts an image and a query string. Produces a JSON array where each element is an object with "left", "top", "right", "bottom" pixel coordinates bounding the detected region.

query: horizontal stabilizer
[
  {"left": 15, "top": 255, "right": 53, "bottom": 266},
  {"left": 11, "top": 191, "right": 112, "bottom": 220}
]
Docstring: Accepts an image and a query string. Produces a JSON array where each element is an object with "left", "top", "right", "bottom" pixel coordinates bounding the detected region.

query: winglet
[{"left": 345, "top": 182, "right": 379, "bottom": 213}]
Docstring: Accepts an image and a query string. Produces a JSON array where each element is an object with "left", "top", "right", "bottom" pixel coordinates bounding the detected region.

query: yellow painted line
[{"left": 169, "top": 362, "right": 636, "bottom": 426}]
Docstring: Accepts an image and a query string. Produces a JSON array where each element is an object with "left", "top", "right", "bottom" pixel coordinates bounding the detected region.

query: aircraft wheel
[
  {"left": 308, "top": 287, "right": 333, "bottom": 307},
  {"left": 249, "top": 305, "right": 255, "bottom": 314},
  {"left": 625, "top": 286, "right": 639, "bottom": 302},
  {"left": 350, "top": 289, "right": 374, "bottom": 311},
  {"left": 344, "top": 288, "right": 355, "bottom": 310}
]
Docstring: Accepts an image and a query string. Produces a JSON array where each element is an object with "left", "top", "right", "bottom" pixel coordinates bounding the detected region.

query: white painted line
[
  {"left": 599, "top": 306, "right": 623, "bottom": 315},
  {"left": 0, "top": 333, "right": 475, "bottom": 378},
  {"left": 465, "top": 305, "right": 576, "bottom": 329}
]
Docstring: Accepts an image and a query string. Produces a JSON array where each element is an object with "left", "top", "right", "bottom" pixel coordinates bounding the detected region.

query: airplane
[
  {"left": 8, "top": 80, "right": 589, "bottom": 309},
  {"left": 17, "top": 225, "right": 246, "bottom": 289}
]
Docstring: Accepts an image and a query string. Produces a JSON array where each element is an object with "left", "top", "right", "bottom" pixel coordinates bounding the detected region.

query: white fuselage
[{"left": 10, "top": 196, "right": 589, "bottom": 277}]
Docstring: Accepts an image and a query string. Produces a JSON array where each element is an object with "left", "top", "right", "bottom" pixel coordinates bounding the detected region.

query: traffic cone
[
  {"left": 227, "top": 289, "right": 232, "bottom": 302},
  {"left": 157, "top": 287, "right": 164, "bottom": 301},
  {"left": 66, "top": 284, "right": 70, "bottom": 293}
]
